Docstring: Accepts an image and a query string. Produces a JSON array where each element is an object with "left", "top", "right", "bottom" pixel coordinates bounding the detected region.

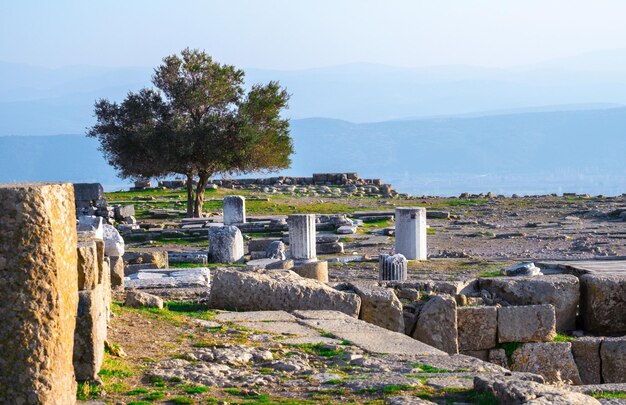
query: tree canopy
[{"left": 88, "top": 48, "right": 293, "bottom": 217}]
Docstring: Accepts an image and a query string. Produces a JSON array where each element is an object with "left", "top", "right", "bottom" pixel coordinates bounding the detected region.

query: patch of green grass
[
  {"left": 169, "top": 262, "right": 207, "bottom": 268},
  {"left": 412, "top": 364, "right": 451, "bottom": 373},
  {"left": 127, "top": 401, "right": 152, "bottom": 405},
  {"left": 500, "top": 342, "right": 524, "bottom": 364},
  {"left": 223, "top": 388, "right": 242, "bottom": 395},
  {"left": 444, "top": 199, "right": 488, "bottom": 206},
  {"left": 184, "top": 385, "right": 209, "bottom": 394},
  {"left": 463, "top": 390, "right": 499, "bottom": 404},
  {"left": 165, "top": 302, "right": 218, "bottom": 320},
  {"left": 171, "top": 397, "right": 195, "bottom": 404},
  {"left": 477, "top": 270, "right": 503, "bottom": 278},
  {"left": 381, "top": 384, "right": 414, "bottom": 395},
  {"left": 552, "top": 333, "right": 574, "bottom": 342},
  {"left": 76, "top": 381, "right": 102, "bottom": 400},
  {"left": 295, "top": 343, "right": 346, "bottom": 357},
  {"left": 149, "top": 376, "right": 166, "bottom": 388},
  {"left": 324, "top": 379, "right": 344, "bottom": 385},
  {"left": 590, "top": 391, "right": 626, "bottom": 399},
  {"left": 144, "top": 390, "right": 166, "bottom": 400},
  {"left": 127, "top": 388, "right": 150, "bottom": 396},
  {"left": 426, "top": 227, "right": 436, "bottom": 235}
]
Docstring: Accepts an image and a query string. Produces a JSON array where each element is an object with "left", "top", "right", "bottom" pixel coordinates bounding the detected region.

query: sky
[{"left": 2, "top": 0, "right": 626, "bottom": 70}]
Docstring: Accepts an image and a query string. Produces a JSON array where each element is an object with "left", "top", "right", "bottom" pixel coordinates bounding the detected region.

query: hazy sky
[{"left": 2, "top": 0, "right": 626, "bottom": 69}]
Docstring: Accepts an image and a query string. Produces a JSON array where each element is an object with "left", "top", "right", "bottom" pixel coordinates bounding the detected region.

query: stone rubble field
[{"left": 1, "top": 178, "right": 625, "bottom": 404}]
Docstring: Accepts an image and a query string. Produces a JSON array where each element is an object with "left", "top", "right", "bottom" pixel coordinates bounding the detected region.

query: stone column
[
  {"left": 378, "top": 253, "right": 408, "bottom": 282},
  {"left": 395, "top": 207, "right": 427, "bottom": 260},
  {"left": 287, "top": 214, "right": 317, "bottom": 262},
  {"left": 0, "top": 183, "right": 78, "bottom": 404},
  {"left": 208, "top": 225, "right": 244, "bottom": 264},
  {"left": 223, "top": 195, "right": 246, "bottom": 225}
]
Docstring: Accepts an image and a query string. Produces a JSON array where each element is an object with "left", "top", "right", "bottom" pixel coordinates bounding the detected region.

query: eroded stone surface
[
  {"left": 601, "top": 337, "right": 626, "bottom": 384},
  {"left": 457, "top": 306, "right": 497, "bottom": 351},
  {"left": 572, "top": 337, "right": 603, "bottom": 385},
  {"left": 510, "top": 342, "right": 582, "bottom": 385},
  {"left": 0, "top": 183, "right": 78, "bottom": 404},
  {"left": 413, "top": 295, "right": 459, "bottom": 354},
  {"left": 497, "top": 304, "right": 557, "bottom": 343},
  {"left": 209, "top": 269, "right": 361, "bottom": 316},
  {"left": 345, "top": 281, "right": 405, "bottom": 333},
  {"left": 580, "top": 274, "right": 626, "bottom": 335}
]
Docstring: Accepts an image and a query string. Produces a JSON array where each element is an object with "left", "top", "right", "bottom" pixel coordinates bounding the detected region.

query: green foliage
[
  {"left": 90, "top": 48, "right": 293, "bottom": 217},
  {"left": 145, "top": 390, "right": 166, "bottom": 400},
  {"left": 444, "top": 199, "right": 489, "bottom": 206},
  {"left": 184, "top": 385, "right": 209, "bottom": 394},
  {"left": 76, "top": 381, "right": 102, "bottom": 400},
  {"left": 127, "top": 388, "right": 150, "bottom": 395},
  {"left": 412, "top": 364, "right": 451, "bottom": 373},
  {"left": 500, "top": 342, "right": 524, "bottom": 364},
  {"left": 590, "top": 391, "right": 626, "bottom": 399},
  {"left": 552, "top": 333, "right": 574, "bottom": 342},
  {"left": 171, "top": 397, "right": 195, "bottom": 404},
  {"left": 295, "top": 343, "right": 346, "bottom": 357},
  {"left": 477, "top": 270, "right": 503, "bottom": 277}
]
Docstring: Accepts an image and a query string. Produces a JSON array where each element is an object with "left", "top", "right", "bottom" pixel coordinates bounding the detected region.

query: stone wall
[{"left": 0, "top": 183, "right": 78, "bottom": 404}]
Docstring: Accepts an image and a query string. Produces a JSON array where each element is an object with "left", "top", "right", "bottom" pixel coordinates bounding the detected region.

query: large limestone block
[
  {"left": 479, "top": 275, "right": 579, "bottom": 331},
  {"left": 77, "top": 239, "right": 102, "bottom": 290},
  {"left": 571, "top": 337, "right": 603, "bottom": 385},
  {"left": 580, "top": 274, "right": 626, "bottom": 335},
  {"left": 209, "top": 269, "right": 361, "bottom": 317},
  {"left": 103, "top": 223, "right": 125, "bottom": 257},
  {"left": 208, "top": 226, "right": 244, "bottom": 264},
  {"left": 413, "top": 295, "right": 459, "bottom": 354},
  {"left": 0, "top": 183, "right": 78, "bottom": 404},
  {"left": 123, "top": 250, "right": 169, "bottom": 268},
  {"left": 125, "top": 291, "right": 164, "bottom": 309},
  {"left": 457, "top": 306, "right": 497, "bottom": 351},
  {"left": 497, "top": 304, "right": 557, "bottom": 343},
  {"left": 600, "top": 337, "right": 626, "bottom": 383},
  {"left": 346, "top": 282, "right": 405, "bottom": 333},
  {"left": 73, "top": 285, "right": 107, "bottom": 381},
  {"left": 510, "top": 342, "right": 582, "bottom": 384},
  {"left": 109, "top": 256, "right": 125, "bottom": 290}
]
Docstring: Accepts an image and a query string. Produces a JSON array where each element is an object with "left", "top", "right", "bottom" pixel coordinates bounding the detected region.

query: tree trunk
[
  {"left": 193, "top": 171, "right": 211, "bottom": 218},
  {"left": 185, "top": 173, "right": 194, "bottom": 218}
]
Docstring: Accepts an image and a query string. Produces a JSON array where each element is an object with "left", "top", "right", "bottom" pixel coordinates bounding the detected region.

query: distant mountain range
[
  {"left": 1, "top": 108, "right": 625, "bottom": 196},
  {"left": 4, "top": 49, "right": 626, "bottom": 134}
]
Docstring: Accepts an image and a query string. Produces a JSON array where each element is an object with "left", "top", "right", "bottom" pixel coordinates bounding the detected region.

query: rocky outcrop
[
  {"left": 209, "top": 269, "right": 361, "bottom": 317},
  {"left": 0, "top": 183, "right": 78, "bottom": 404}
]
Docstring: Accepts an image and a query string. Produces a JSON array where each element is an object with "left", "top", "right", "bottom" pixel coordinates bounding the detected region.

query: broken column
[
  {"left": 0, "top": 183, "right": 78, "bottom": 404},
  {"left": 288, "top": 214, "right": 317, "bottom": 262},
  {"left": 378, "top": 253, "right": 408, "bottom": 282},
  {"left": 223, "top": 195, "right": 246, "bottom": 225},
  {"left": 208, "top": 225, "right": 244, "bottom": 263},
  {"left": 288, "top": 214, "right": 327, "bottom": 282},
  {"left": 395, "top": 207, "right": 427, "bottom": 260}
]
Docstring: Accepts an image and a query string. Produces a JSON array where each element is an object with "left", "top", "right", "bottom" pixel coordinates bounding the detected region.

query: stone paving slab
[
  {"left": 234, "top": 321, "right": 320, "bottom": 336},
  {"left": 214, "top": 310, "right": 297, "bottom": 323},
  {"left": 281, "top": 336, "right": 344, "bottom": 345},
  {"left": 292, "top": 310, "right": 355, "bottom": 320},
  {"left": 538, "top": 260, "right": 626, "bottom": 275},
  {"left": 298, "top": 318, "right": 386, "bottom": 333}
]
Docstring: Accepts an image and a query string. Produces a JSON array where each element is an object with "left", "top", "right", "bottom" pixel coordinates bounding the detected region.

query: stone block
[
  {"left": 209, "top": 268, "right": 361, "bottom": 317},
  {"left": 457, "top": 306, "right": 497, "bottom": 351},
  {"left": 266, "top": 240, "right": 286, "bottom": 259},
  {"left": 248, "top": 238, "right": 279, "bottom": 252},
  {"left": 109, "top": 256, "right": 124, "bottom": 290},
  {"left": 461, "top": 350, "right": 489, "bottom": 361},
  {"left": 125, "top": 291, "right": 164, "bottom": 309},
  {"left": 0, "top": 183, "right": 78, "bottom": 404},
  {"left": 74, "top": 285, "right": 107, "bottom": 381},
  {"left": 571, "top": 337, "right": 603, "bottom": 384},
  {"left": 488, "top": 348, "right": 508, "bottom": 368},
  {"left": 601, "top": 337, "right": 626, "bottom": 383},
  {"left": 293, "top": 260, "right": 329, "bottom": 282},
  {"left": 103, "top": 223, "right": 125, "bottom": 257},
  {"left": 497, "top": 304, "right": 557, "bottom": 343},
  {"left": 123, "top": 250, "right": 169, "bottom": 268},
  {"left": 77, "top": 239, "right": 102, "bottom": 290},
  {"left": 208, "top": 225, "right": 244, "bottom": 264},
  {"left": 480, "top": 275, "right": 579, "bottom": 331},
  {"left": 77, "top": 215, "right": 104, "bottom": 239},
  {"left": 113, "top": 204, "right": 135, "bottom": 221},
  {"left": 346, "top": 282, "right": 405, "bottom": 333},
  {"left": 74, "top": 182, "right": 104, "bottom": 202},
  {"left": 413, "top": 295, "right": 458, "bottom": 354},
  {"left": 510, "top": 342, "right": 582, "bottom": 384},
  {"left": 316, "top": 242, "right": 344, "bottom": 254},
  {"left": 580, "top": 274, "right": 626, "bottom": 335},
  {"left": 223, "top": 195, "right": 246, "bottom": 225}
]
